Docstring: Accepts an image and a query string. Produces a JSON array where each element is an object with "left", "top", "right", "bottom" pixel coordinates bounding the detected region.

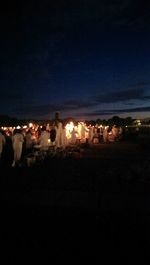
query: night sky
[{"left": 0, "top": 0, "right": 150, "bottom": 120}]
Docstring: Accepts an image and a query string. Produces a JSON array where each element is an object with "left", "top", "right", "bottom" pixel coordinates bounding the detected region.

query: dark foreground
[{"left": 1, "top": 141, "right": 150, "bottom": 264}]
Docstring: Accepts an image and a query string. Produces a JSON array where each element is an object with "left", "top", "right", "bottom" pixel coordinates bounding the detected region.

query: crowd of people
[{"left": 0, "top": 120, "right": 123, "bottom": 167}]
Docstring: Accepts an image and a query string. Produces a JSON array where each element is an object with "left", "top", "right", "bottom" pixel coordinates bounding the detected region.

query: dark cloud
[
  {"left": 143, "top": 96, "right": 150, "bottom": 100},
  {"left": 63, "top": 100, "right": 95, "bottom": 109},
  {"left": 14, "top": 100, "right": 96, "bottom": 117},
  {"left": 81, "top": 106, "right": 150, "bottom": 117},
  {"left": 94, "top": 88, "right": 149, "bottom": 103},
  {"left": 12, "top": 86, "right": 150, "bottom": 118},
  {"left": 130, "top": 81, "right": 150, "bottom": 87}
]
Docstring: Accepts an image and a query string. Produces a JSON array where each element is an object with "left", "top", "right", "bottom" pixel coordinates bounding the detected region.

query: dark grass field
[{"left": 1, "top": 140, "right": 150, "bottom": 264}]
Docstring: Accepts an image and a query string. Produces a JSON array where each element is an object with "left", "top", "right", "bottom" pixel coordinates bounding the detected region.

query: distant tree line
[
  {"left": 0, "top": 115, "right": 37, "bottom": 127},
  {"left": 85, "top": 116, "right": 134, "bottom": 126},
  {"left": 0, "top": 114, "right": 150, "bottom": 127}
]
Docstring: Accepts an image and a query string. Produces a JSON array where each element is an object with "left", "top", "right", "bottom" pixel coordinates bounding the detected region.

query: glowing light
[
  {"left": 29, "top": 123, "right": 33, "bottom": 128},
  {"left": 65, "top": 121, "right": 74, "bottom": 139}
]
